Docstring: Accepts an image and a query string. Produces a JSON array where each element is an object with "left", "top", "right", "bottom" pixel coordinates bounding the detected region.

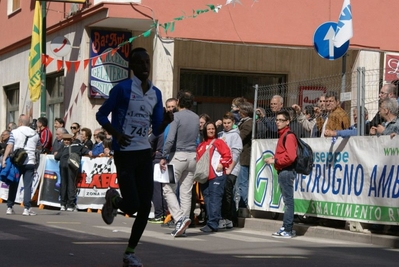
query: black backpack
[{"left": 283, "top": 131, "right": 313, "bottom": 175}]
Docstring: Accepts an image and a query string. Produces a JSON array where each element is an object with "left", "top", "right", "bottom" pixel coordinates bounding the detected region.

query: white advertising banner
[
  {"left": 37, "top": 156, "right": 118, "bottom": 210},
  {"left": 249, "top": 136, "right": 399, "bottom": 225}
]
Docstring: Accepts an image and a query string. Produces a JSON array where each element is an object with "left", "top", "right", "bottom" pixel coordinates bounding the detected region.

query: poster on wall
[
  {"left": 89, "top": 30, "right": 132, "bottom": 98},
  {"left": 384, "top": 53, "right": 399, "bottom": 83},
  {"left": 298, "top": 86, "right": 326, "bottom": 108}
]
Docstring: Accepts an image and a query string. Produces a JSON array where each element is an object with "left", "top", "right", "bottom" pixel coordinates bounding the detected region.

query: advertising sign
[{"left": 89, "top": 30, "right": 132, "bottom": 98}]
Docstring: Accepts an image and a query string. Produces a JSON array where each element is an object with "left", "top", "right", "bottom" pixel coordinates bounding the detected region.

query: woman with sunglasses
[{"left": 70, "top": 122, "right": 82, "bottom": 143}]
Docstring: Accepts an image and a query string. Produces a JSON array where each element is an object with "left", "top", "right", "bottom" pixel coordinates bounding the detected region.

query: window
[
  {"left": 179, "top": 69, "right": 286, "bottom": 120},
  {"left": 7, "top": 0, "right": 21, "bottom": 15},
  {"left": 46, "top": 74, "right": 65, "bottom": 132},
  {"left": 4, "top": 83, "right": 20, "bottom": 124},
  {"left": 180, "top": 69, "right": 286, "bottom": 99}
]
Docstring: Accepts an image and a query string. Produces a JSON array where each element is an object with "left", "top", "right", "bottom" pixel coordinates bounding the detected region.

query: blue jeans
[
  {"left": 7, "top": 164, "right": 35, "bottom": 209},
  {"left": 237, "top": 165, "right": 249, "bottom": 208},
  {"left": 201, "top": 175, "right": 226, "bottom": 230},
  {"left": 279, "top": 170, "right": 295, "bottom": 232}
]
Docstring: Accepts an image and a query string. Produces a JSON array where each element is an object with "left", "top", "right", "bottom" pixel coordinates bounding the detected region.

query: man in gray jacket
[{"left": 160, "top": 90, "right": 199, "bottom": 237}]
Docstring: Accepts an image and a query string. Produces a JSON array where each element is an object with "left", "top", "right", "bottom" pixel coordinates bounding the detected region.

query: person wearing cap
[{"left": 54, "top": 133, "right": 90, "bottom": 211}]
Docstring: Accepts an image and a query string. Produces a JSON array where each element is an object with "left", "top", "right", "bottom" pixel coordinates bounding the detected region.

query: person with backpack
[{"left": 264, "top": 110, "right": 298, "bottom": 238}]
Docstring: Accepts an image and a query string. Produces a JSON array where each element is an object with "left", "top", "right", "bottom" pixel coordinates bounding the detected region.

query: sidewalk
[{"left": 242, "top": 211, "right": 399, "bottom": 248}]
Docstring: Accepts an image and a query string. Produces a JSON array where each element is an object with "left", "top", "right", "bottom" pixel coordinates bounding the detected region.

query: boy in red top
[
  {"left": 37, "top": 117, "right": 53, "bottom": 154},
  {"left": 265, "top": 110, "right": 297, "bottom": 238}
]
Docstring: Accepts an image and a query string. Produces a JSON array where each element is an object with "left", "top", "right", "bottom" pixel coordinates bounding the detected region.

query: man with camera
[{"left": 2, "top": 114, "right": 41, "bottom": 216}]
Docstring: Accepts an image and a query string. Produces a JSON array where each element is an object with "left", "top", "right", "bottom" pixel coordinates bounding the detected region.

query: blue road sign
[{"left": 313, "top": 21, "right": 349, "bottom": 60}]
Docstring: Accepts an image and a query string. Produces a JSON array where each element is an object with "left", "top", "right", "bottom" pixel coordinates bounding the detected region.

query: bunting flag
[
  {"left": 83, "top": 59, "right": 90, "bottom": 70},
  {"left": 74, "top": 61, "right": 80, "bottom": 71},
  {"left": 39, "top": 3, "right": 238, "bottom": 71},
  {"left": 334, "top": 0, "right": 353, "bottom": 48},
  {"left": 57, "top": 60, "right": 63, "bottom": 71},
  {"left": 28, "top": 1, "right": 42, "bottom": 102},
  {"left": 41, "top": 54, "right": 53, "bottom": 67},
  {"left": 92, "top": 56, "right": 99, "bottom": 67},
  {"left": 65, "top": 61, "right": 72, "bottom": 72},
  {"left": 159, "top": 4, "right": 222, "bottom": 33}
]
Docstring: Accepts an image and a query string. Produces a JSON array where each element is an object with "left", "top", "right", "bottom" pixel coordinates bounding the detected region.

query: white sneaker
[
  {"left": 6, "top": 207, "right": 15, "bottom": 215},
  {"left": 218, "top": 219, "right": 226, "bottom": 229},
  {"left": 60, "top": 205, "right": 66, "bottom": 211},
  {"left": 171, "top": 216, "right": 191, "bottom": 237},
  {"left": 22, "top": 208, "right": 36, "bottom": 216},
  {"left": 225, "top": 219, "right": 234, "bottom": 229},
  {"left": 67, "top": 207, "right": 76, "bottom": 212}
]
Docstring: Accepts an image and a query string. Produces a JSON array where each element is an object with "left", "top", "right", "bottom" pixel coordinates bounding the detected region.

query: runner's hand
[{"left": 116, "top": 133, "right": 132, "bottom": 148}]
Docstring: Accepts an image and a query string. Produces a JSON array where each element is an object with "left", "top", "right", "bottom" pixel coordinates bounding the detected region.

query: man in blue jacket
[{"left": 96, "top": 47, "right": 164, "bottom": 267}]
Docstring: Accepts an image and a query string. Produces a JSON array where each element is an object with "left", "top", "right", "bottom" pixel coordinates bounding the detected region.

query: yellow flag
[{"left": 28, "top": 1, "right": 42, "bottom": 102}]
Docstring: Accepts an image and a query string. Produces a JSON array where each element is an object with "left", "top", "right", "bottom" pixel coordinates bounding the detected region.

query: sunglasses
[{"left": 70, "top": 126, "right": 78, "bottom": 130}]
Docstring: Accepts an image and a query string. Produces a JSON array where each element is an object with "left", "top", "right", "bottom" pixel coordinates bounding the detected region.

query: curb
[{"left": 244, "top": 217, "right": 399, "bottom": 248}]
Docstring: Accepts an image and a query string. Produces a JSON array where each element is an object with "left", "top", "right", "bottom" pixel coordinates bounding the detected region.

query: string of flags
[{"left": 41, "top": 0, "right": 257, "bottom": 72}]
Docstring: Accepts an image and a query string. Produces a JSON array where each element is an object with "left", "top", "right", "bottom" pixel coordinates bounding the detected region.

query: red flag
[
  {"left": 91, "top": 56, "right": 99, "bottom": 66},
  {"left": 74, "top": 61, "right": 80, "bottom": 72},
  {"left": 101, "top": 52, "right": 108, "bottom": 62},
  {"left": 57, "top": 60, "right": 63, "bottom": 71},
  {"left": 65, "top": 61, "right": 72, "bottom": 73},
  {"left": 83, "top": 59, "right": 90, "bottom": 70}
]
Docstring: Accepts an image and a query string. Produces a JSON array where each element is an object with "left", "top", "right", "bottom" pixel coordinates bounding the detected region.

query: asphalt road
[{"left": 0, "top": 204, "right": 398, "bottom": 267}]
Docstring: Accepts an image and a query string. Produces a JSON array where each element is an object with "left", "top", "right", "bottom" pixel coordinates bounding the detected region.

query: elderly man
[
  {"left": 261, "top": 95, "right": 284, "bottom": 139},
  {"left": 2, "top": 114, "right": 41, "bottom": 216},
  {"left": 370, "top": 98, "right": 399, "bottom": 136},
  {"left": 52, "top": 127, "right": 68, "bottom": 154},
  {"left": 370, "top": 83, "right": 397, "bottom": 127}
]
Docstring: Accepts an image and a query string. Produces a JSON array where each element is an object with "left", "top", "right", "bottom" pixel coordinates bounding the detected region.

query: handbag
[
  {"left": 68, "top": 145, "right": 81, "bottom": 171},
  {"left": 9, "top": 136, "right": 29, "bottom": 168},
  {"left": 194, "top": 139, "right": 216, "bottom": 184}
]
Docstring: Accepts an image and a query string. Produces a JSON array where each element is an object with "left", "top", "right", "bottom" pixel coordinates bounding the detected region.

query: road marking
[
  {"left": 95, "top": 226, "right": 205, "bottom": 241},
  {"left": 0, "top": 231, "right": 27, "bottom": 240},
  {"left": 235, "top": 255, "right": 307, "bottom": 259},
  {"left": 47, "top": 222, "right": 81, "bottom": 224},
  {"left": 73, "top": 241, "right": 126, "bottom": 245},
  {"left": 208, "top": 231, "right": 278, "bottom": 243}
]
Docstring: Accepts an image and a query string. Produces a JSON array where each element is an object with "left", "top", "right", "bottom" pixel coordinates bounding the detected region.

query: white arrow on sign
[{"left": 323, "top": 26, "right": 335, "bottom": 60}]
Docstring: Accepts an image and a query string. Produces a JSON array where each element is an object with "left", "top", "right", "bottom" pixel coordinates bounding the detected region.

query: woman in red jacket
[
  {"left": 197, "top": 122, "right": 232, "bottom": 232},
  {"left": 264, "top": 110, "right": 298, "bottom": 238}
]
